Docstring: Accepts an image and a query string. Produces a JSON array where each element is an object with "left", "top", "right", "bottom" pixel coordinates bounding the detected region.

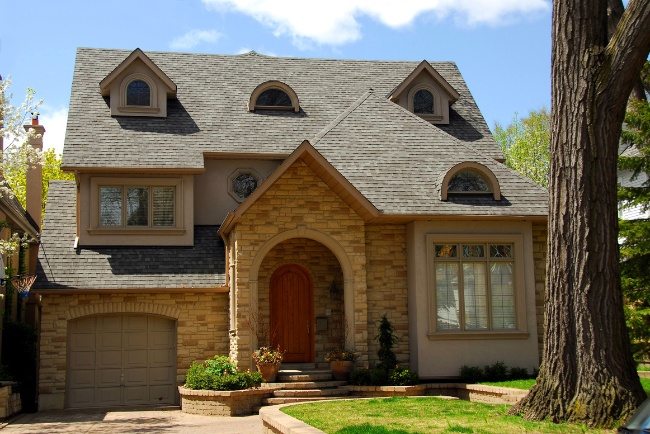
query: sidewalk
[{"left": 0, "top": 407, "right": 264, "bottom": 433}]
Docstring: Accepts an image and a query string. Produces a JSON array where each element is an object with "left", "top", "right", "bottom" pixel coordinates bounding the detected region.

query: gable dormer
[
  {"left": 388, "top": 60, "right": 460, "bottom": 125},
  {"left": 99, "top": 48, "right": 177, "bottom": 118}
]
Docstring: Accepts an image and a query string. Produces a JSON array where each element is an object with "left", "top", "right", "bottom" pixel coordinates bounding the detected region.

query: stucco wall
[
  {"left": 365, "top": 225, "right": 410, "bottom": 367},
  {"left": 38, "top": 292, "right": 229, "bottom": 410},
  {"left": 229, "top": 159, "right": 369, "bottom": 369},
  {"left": 406, "top": 220, "right": 541, "bottom": 378}
]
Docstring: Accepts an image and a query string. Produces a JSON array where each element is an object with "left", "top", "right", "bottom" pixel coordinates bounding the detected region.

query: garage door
[{"left": 67, "top": 314, "right": 177, "bottom": 408}]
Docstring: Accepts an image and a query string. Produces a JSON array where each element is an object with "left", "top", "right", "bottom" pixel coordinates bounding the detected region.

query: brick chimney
[{"left": 24, "top": 114, "right": 44, "bottom": 274}]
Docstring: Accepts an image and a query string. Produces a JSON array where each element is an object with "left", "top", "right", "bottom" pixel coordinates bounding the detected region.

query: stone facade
[
  {"left": 0, "top": 383, "right": 21, "bottom": 419},
  {"left": 230, "top": 159, "right": 369, "bottom": 369},
  {"left": 178, "top": 386, "right": 274, "bottom": 416},
  {"left": 532, "top": 222, "right": 548, "bottom": 361},
  {"left": 364, "top": 225, "right": 409, "bottom": 367},
  {"left": 38, "top": 292, "right": 229, "bottom": 410}
]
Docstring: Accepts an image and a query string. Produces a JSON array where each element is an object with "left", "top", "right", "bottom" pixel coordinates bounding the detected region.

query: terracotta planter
[
  {"left": 330, "top": 360, "right": 353, "bottom": 381},
  {"left": 257, "top": 363, "right": 280, "bottom": 382}
]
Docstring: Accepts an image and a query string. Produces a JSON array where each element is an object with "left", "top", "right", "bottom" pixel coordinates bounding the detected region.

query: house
[{"left": 33, "top": 48, "right": 548, "bottom": 410}]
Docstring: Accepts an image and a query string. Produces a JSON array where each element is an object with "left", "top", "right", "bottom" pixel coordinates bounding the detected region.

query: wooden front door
[{"left": 270, "top": 264, "right": 314, "bottom": 363}]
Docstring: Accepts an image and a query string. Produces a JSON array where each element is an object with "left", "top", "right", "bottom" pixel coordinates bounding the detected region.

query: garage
[{"left": 67, "top": 314, "right": 177, "bottom": 408}]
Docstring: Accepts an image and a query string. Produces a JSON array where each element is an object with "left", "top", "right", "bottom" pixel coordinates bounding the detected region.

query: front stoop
[{"left": 261, "top": 363, "right": 351, "bottom": 406}]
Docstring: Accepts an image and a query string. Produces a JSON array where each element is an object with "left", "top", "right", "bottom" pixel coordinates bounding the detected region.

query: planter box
[
  {"left": 178, "top": 386, "right": 275, "bottom": 416},
  {"left": 0, "top": 382, "right": 21, "bottom": 419}
]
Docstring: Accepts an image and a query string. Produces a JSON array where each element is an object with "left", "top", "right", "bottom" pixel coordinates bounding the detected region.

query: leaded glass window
[
  {"left": 432, "top": 243, "right": 516, "bottom": 331},
  {"left": 232, "top": 173, "right": 258, "bottom": 200},
  {"left": 256, "top": 89, "right": 292, "bottom": 107},
  {"left": 98, "top": 184, "right": 175, "bottom": 228},
  {"left": 413, "top": 89, "right": 434, "bottom": 114},
  {"left": 126, "top": 80, "right": 151, "bottom": 106},
  {"left": 448, "top": 170, "right": 491, "bottom": 193}
]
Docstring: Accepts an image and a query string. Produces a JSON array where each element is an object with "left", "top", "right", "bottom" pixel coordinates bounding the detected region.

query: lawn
[
  {"left": 479, "top": 377, "right": 650, "bottom": 396},
  {"left": 282, "top": 396, "right": 616, "bottom": 433}
]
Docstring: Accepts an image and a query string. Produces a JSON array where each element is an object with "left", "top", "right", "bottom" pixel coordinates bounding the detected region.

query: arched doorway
[{"left": 270, "top": 264, "right": 314, "bottom": 362}]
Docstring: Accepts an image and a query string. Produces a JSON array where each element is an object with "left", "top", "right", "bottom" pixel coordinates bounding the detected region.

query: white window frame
[
  {"left": 89, "top": 177, "right": 184, "bottom": 235},
  {"left": 426, "top": 234, "right": 528, "bottom": 340}
]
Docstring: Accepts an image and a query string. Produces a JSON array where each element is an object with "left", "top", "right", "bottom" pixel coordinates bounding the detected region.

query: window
[
  {"left": 413, "top": 89, "right": 434, "bottom": 114},
  {"left": 249, "top": 81, "right": 300, "bottom": 112},
  {"left": 228, "top": 168, "right": 262, "bottom": 203},
  {"left": 448, "top": 170, "right": 491, "bottom": 193},
  {"left": 256, "top": 89, "right": 292, "bottom": 108},
  {"left": 99, "top": 185, "right": 175, "bottom": 227},
  {"left": 432, "top": 242, "right": 516, "bottom": 332},
  {"left": 126, "top": 80, "right": 151, "bottom": 106}
]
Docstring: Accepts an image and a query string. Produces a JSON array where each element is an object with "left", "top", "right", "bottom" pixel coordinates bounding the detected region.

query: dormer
[
  {"left": 99, "top": 48, "right": 177, "bottom": 118},
  {"left": 388, "top": 60, "right": 460, "bottom": 124}
]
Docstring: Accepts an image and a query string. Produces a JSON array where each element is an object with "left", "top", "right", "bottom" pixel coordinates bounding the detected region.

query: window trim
[
  {"left": 407, "top": 83, "right": 442, "bottom": 121},
  {"left": 248, "top": 80, "right": 300, "bottom": 112},
  {"left": 425, "top": 234, "right": 528, "bottom": 340},
  {"left": 440, "top": 162, "right": 501, "bottom": 200},
  {"left": 89, "top": 177, "right": 183, "bottom": 234},
  {"left": 118, "top": 73, "right": 160, "bottom": 113}
]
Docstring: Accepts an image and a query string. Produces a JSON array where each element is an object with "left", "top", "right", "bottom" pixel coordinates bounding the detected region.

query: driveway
[{"left": 0, "top": 407, "right": 264, "bottom": 433}]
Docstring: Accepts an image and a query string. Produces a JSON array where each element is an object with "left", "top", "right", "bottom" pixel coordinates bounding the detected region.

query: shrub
[
  {"left": 350, "top": 367, "right": 372, "bottom": 386},
  {"left": 325, "top": 348, "right": 357, "bottom": 362},
  {"left": 376, "top": 315, "right": 398, "bottom": 370},
  {"left": 370, "top": 367, "right": 389, "bottom": 386},
  {"left": 389, "top": 366, "right": 419, "bottom": 386},
  {"left": 185, "top": 356, "right": 263, "bottom": 391},
  {"left": 459, "top": 365, "right": 483, "bottom": 384},
  {"left": 252, "top": 346, "right": 284, "bottom": 365},
  {"left": 508, "top": 366, "right": 530, "bottom": 380},
  {"left": 483, "top": 361, "right": 508, "bottom": 382}
]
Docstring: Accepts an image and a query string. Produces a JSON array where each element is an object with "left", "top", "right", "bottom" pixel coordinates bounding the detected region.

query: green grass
[
  {"left": 283, "top": 397, "right": 613, "bottom": 433},
  {"left": 478, "top": 378, "right": 536, "bottom": 390},
  {"left": 640, "top": 377, "right": 650, "bottom": 395}
]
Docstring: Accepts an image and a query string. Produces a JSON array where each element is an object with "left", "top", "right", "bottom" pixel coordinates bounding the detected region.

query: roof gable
[
  {"left": 388, "top": 60, "right": 460, "bottom": 104},
  {"left": 99, "top": 48, "right": 176, "bottom": 97}
]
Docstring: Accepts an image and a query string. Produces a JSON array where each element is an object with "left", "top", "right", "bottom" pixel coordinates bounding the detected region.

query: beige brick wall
[
  {"left": 365, "top": 225, "right": 409, "bottom": 367},
  {"left": 38, "top": 292, "right": 229, "bottom": 409},
  {"left": 532, "top": 222, "right": 548, "bottom": 362},
  {"left": 258, "top": 238, "right": 345, "bottom": 362},
  {"left": 231, "top": 159, "right": 369, "bottom": 368}
]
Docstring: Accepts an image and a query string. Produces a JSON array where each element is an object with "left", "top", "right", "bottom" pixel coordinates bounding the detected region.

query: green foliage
[
  {"left": 325, "top": 348, "right": 357, "bottom": 362},
  {"left": 350, "top": 367, "right": 372, "bottom": 386},
  {"left": 375, "top": 314, "right": 398, "bottom": 370},
  {"left": 494, "top": 107, "right": 550, "bottom": 188},
  {"left": 184, "top": 357, "right": 262, "bottom": 391},
  {"left": 388, "top": 366, "right": 419, "bottom": 386},
  {"left": 252, "top": 346, "right": 284, "bottom": 365},
  {"left": 459, "top": 362, "right": 534, "bottom": 384},
  {"left": 1, "top": 321, "right": 38, "bottom": 411},
  {"left": 0, "top": 364, "right": 14, "bottom": 381},
  {"left": 349, "top": 366, "right": 418, "bottom": 386}
]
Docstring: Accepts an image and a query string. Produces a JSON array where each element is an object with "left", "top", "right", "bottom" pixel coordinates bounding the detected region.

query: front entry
[{"left": 270, "top": 264, "right": 314, "bottom": 362}]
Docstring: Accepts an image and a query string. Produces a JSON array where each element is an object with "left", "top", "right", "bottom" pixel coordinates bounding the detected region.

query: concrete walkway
[{"left": 0, "top": 407, "right": 264, "bottom": 433}]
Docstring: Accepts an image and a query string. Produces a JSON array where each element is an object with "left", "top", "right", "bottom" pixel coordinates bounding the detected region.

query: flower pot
[
  {"left": 330, "top": 360, "right": 353, "bottom": 381},
  {"left": 257, "top": 363, "right": 280, "bottom": 382}
]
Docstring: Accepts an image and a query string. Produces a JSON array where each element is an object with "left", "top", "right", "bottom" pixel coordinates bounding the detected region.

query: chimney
[{"left": 24, "top": 114, "right": 44, "bottom": 274}]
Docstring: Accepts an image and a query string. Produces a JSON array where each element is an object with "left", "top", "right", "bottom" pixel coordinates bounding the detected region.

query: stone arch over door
[{"left": 249, "top": 227, "right": 355, "bottom": 351}]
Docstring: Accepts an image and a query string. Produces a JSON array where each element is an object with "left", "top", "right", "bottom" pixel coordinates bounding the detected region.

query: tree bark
[{"left": 509, "top": 0, "right": 650, "bottom": 427}]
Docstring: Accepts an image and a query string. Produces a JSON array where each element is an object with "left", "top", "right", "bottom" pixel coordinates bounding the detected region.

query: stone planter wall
[
  {"left": 179, "top": 386, "right": 275, "bottom": 416},
  {"left": 0, "top": 382, "right": 21, "bottom": 419}
]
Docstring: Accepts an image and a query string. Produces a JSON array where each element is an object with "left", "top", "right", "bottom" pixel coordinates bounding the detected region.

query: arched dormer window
[
  {"left": 408, "top": 84, "right": 441, "bottom": 121},
  {"left": 126, "top": 80, "right": 151, "bottom": 106},
  {"left": 249, "top": 81, "right": 300, "bottom": 112},
  {"left": 413, "top": 89, "right": 434, "bottom": 114},
  {"left": 440, "top": 162, "right": 501, "bottom": 201}
]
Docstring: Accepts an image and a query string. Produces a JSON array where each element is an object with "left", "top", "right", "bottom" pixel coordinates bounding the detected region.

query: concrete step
[
  {"left": 277, "top": 370, "right": 333, "bottom": 382},
  {"left": 273, "top": 388, "right": 350, "bottom": 398},
  {"left": 263, "top": 396, "right": 351, "bottom": 405},
  {"left": 281, "top": 363, "right": 316, "bottom": 370},
  {"left": 260, "top": 380, "right": 347, "bottom": 390}
]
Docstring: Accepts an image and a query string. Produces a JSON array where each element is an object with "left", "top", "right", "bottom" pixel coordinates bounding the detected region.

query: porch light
[{"left": 329, "top": 280, "right": 340, "bottom": 299}]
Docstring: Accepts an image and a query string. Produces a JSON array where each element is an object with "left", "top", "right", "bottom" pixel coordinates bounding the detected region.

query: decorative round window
[
  {"left": 448, "top": 170, "right": 491, "bottom": 193},
  {"left": 228, "top": 169, "right": 262, "bottom": 202}
]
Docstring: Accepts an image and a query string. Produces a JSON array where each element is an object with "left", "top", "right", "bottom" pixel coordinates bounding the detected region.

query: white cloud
[
  {"left": 202, "top": 0, "right": 550, "bottom": 46},
  {"left": 170, "top": 29, "right": 222, "bottom": 50},
  {"left": 39, "top": 106, "right": 68, "bottom": 156}
]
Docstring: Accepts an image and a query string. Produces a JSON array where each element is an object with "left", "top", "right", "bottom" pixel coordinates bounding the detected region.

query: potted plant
[
  {"left": 325, "top": 348, "right": 357, "bottom": 380},
  {"left": 252, "top": 346, "right": 284, "bottom": 382}
]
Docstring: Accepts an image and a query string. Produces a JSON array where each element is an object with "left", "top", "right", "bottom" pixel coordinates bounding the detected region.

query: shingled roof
[
  {"left": 34, "top": 181, "right": 226, "bottom": 290},
  {"left": 62, "top": 48, "right": 503, "bottom": 170}
]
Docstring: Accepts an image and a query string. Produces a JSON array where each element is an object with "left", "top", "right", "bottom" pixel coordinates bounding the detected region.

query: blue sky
[{"left": 1, "top": 0, "right": 551, "bottom": 154}]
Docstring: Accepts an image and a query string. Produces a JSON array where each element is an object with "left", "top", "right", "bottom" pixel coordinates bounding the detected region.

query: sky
[{"left": 0, "top": 0, "right": 552, "bottom": 155}]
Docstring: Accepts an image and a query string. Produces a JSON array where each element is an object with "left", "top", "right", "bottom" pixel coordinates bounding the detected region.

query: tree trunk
[{"left": 509, "top": 0, "right": 650, "bottom": 427}]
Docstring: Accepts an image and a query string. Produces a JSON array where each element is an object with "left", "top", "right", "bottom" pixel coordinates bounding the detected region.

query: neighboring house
[
  {"left": 33, "top": 48, "right": 548, "bottom": 410},
  {"left": 619, "top": 144, "right": 650, "bottom": 220}
]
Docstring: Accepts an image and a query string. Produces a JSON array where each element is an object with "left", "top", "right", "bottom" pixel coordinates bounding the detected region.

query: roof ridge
[{"left": 310, "top": 89, "right": 375, "bottom": 145}]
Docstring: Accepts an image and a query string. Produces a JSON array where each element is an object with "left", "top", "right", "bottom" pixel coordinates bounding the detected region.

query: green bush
[
  {"left": 508, "top": 366, "right": 530, "bottom": 380},
  {"left": 459, "top": 365, "right": 483, "bottom": 384},
  {"left": 185, "top": 357, "right": 263, "bottom": 391},
  {"left": 376, "top": 315, "right": 398, "bottom": 370},
  {"left": 388, "top": 366, "right": 419, "bottom": 386},
  {"left": 350, "top": 367, "right": 371, "bottom": 386},
  {"left": 483, "top": 361, "right": 508, "bottom": 382}
]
